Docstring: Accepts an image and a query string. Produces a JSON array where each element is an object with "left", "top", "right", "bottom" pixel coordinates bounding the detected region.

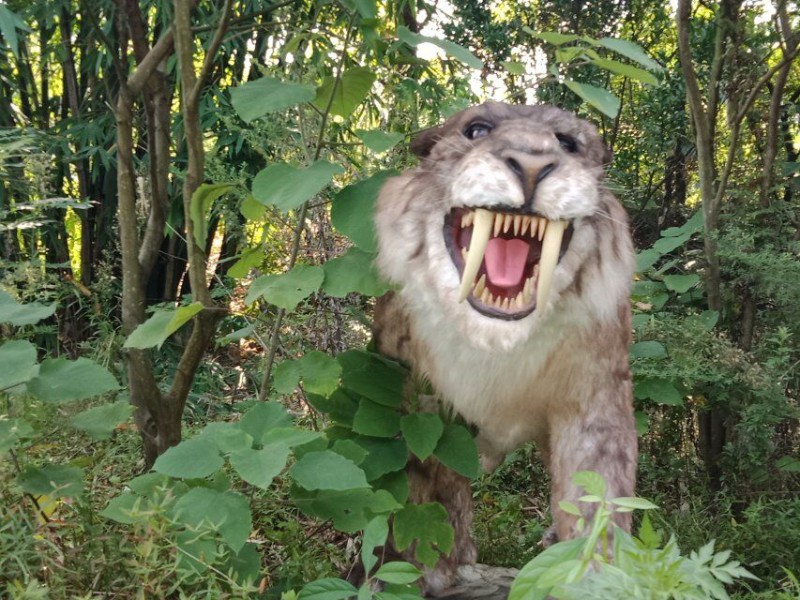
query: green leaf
[
  {"left": 340, "top": 353, "right": 405, "bottom": 408},
  {"left": 572, "top": 471, "right": 606, "bottom": 497},
  {"left": 634, "top": 377, "right": 683, "bottom": 406},
  {"left": 246, "top": 265, "right": 325, "bottom": 311},
  {"left": 331, "top": 170, "right": 397, "bottom": 252},
  {"left": 262, "top": 427, "right": 322, "bottom": 449},
  {"left": 314, "top": 67, "right": 376, "bottom": 118},
  {"left": 354, "top": 0, "right": 376, "bottom": 18},
  {"left": 353, "top": 437, "right": 408, "bottom": 481},
  {"left": 590, "top": 57, "right": 658, "bottom": 85},
  {"left": 0, "top": 340, "right": 38, "bottom": 391},
  {"left": 634, "top": 410, "right": 649, "bottom": 436},
  {"left": 0, "top": 418, "right": 34, "bottom": 454},
  {"left": 664, "top": 274, "right": 700, "bottom": 294},
  {"left": 69, "top": 400, "right": 134, "bottom": 440},
  {"left": 240, "top": 195, "right": 266, "bottom": 221},
  {"left": 322, "top": 248, "right": 390, "bottom": 298},
  {"left": 290, "top": 450, "right": 370, "bottom": 491},
  {"left": 295, "top": 487, "right": 401, "bottom": 532},
  {"left": 689, "top": 310, "right": 719, "bottom": 331},
  {"left": 401, "top": 413, "right": 444, "bottom": 461},
  {"left": 0, "top": 289, "right": 56, "bottom": 326},
  {"left": 526, "top": 30, "right": 581, "bottom": 45},
  {"left": 433, "top": 424, "right": 479, "bottom": 479},
  {"left": 298, "top": 578, "right": 358, "bottom": 600},
  {"left": 776, "top": 456, "right": 800, "bottom": 473},
  {"left": 19, "top": 464, "right": 84, "bottom": 499},
  {"left": 635, "top": 248, "right": 661, "bottom": 273},
  {"left": 27, "top": 357, "right": 119, "bottom": 403},
  {"left": 229, "top": 445, "right": 291, "bottom": 489},
  {"left": 563, "top": 79, "right": 620, "bottom": 119},
  {"left": 611, "top": 497, "right": 658, "bottom": 510},
  {"left": 153, "top": 436, "right": 223, "bottom": 479},
  {"left": 237, "top": 402, "right": 294, "bottom": 442},
  {"left": 100, "top": 492, "right": 141, "bottom": 524},
  {"left": 190, "top": 183, "right": 234, "bottom": 249},
  {"left": 653, "top": 232, "right": 690, "bottom": 254},
  {"left": 274, "top": 351, "right": 342, "bottom": 396},
  {"left": 397, "top": 26, "right": 483, "bottom": 70},
  {"left": 356, "top": 130, "right": 404, "bottom": 154},
  {"left": 173, "top": 487, "right": 252, "bottom": 552},
  {"left": 198, "top": 422, "right": 254, "bottom": 454},
  {"left": 597, "top": 37, "right": 662, "bottom": 72},
  {"left": 353, "top": 399, "right": 401, "bottom": 438},
  {"left": 661, "top": 211, "right": 703, "bottom": 237},
  {"left": 231, "top": 77, "right": 316, "bottom": 123},
  {"left": 227, "top": 246, "right": 264, "bottom": 279},
  {"left": 252, "top": 161, "right": 344, "bottom": 213},
  {"left": 0, "top": 5, "right": 31, "bottom": 58},
  {"left": 361, "top": 515, "right": 389, "bottom": 576},
  {"left": 374, "top": 562, "right": 422, "bottom": 585},
  {"left": 629, "top": 341, "right": 667, "bottom": 359},
  {"left": 508, "top": 538, "right": 584, "bottom": 600},
  {"left": 393, "top": 503, "right": 454, "bottom": 568},
  {"left": 123, "top": 302, "right": 204, "bottom": 349},
  {"left": 500, "top": 60, "right": 526, "bottom": 74}
]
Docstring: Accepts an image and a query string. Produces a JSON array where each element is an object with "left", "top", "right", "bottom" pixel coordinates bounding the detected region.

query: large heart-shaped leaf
[
  {"left": 231, "top": 77, "right": 315, "bottom": 123},
  {"left": 314, "top": 67, "right": 376, "bottom": 118},
  {"left": 124, "top": 303, "right": 204, "bottom": 349},
  {"left": 252, "top": 161, "right": 344, "bottom": 213},
  {"left": 245, "top": 265, "right": 324, "bottom": 310},
  {"left": 27, "top": 357, "right": 119, "bottom": 403},
  {"left": 0, "top": 290, "right": 56, "bottom": 326}
]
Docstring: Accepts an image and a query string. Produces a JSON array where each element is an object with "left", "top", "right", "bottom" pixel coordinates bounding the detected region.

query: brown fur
[{"left": 372, "top": 102, "right": 636, "bottom": 594}]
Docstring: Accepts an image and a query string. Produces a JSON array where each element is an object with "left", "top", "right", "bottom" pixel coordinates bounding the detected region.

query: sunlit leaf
[
  {"left": 252, "top": 161, "right": 344, "bottom": 212},
  {"left": 590, "top": 58, "right": 658, "bottom": 85},
  {"left": 597, "top": 37, "right": 662, "bottom": 72},
  {"left": 397, "top": 26, "right": 483, "bottom": 70},
  {"left": 190, "top": 183, "right": 234, "bottom": 249},
  {"left": 229, "top": 445, "right": 291, "bottom": 489},
  {"left": 245, "top": 265, "right": 324, "bottom": 310},
  {"left": 124, "top": 302, "right": 204, "bottom": 349},
  {"left": 314, "top": 67, "right": 376, "bottom": 118},
  {"left": 563, "top": 79, "right": 620, "bottom": 119},
  {"left": 231, "top": 77, "right": 315, "bottom": 123}
]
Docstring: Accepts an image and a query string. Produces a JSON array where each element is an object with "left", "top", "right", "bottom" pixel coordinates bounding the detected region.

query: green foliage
[
  {"left": 252, "top": 161, "right": 345, "bottom": 213},
  {"left": 509, "top": 474, "right": 755, "bottom": 600},
  {"left": 123, "top": 302, "right": 204, "bottom": 349}
]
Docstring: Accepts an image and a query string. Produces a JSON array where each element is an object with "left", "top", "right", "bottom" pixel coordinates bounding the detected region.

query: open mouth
[{"left": 444, "top": 208, "right": 573, "bottom": 320}]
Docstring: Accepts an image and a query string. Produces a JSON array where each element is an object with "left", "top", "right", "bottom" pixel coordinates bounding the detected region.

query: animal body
[{"left": 373, "top": 102, "right": 637, "bottom": 593}]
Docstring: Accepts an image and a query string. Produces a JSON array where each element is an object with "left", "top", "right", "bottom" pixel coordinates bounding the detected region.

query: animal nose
[{"left": 500, "top": 149, "right": 559, "bottom": 206}]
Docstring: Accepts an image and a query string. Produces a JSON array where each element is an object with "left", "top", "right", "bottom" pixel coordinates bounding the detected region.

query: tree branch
[{"left": 190, "top": 0, "right": 234, "bottom": 107}]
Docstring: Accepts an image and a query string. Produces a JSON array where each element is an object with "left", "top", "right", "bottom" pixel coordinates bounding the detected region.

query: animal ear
[{"left": 410, "top": 126, "right": 443, "bottom": 157}]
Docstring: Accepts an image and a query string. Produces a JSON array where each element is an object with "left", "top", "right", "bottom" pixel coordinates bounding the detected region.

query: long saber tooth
[
  {"left": 458, "top": 208, "right": 493, "bottom": 302},
  {"left": 536, "top": 220, "right": 567, "bottom": 311}
]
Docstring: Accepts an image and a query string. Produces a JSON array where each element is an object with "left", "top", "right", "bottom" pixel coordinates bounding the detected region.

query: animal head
[{"left": 375, "top": 102, "right": 633, "bottom": 351}]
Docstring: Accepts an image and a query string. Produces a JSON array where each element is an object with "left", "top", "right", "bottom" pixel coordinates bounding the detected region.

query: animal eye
[
  {"left": 463, "top": 121, "right": 493, "bottom": 141},
  {"left": 556, "top": 133, "right": 578, "bottom": 153}
]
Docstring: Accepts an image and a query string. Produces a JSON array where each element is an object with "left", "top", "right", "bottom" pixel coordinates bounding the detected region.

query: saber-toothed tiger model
[{"left": 373, "top": 102, "right": 637, "bottom": 593}]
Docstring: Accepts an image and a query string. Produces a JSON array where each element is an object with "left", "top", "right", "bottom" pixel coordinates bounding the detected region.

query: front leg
[{"left": 545, "top": 399, "right": 638, "bottom": 542}]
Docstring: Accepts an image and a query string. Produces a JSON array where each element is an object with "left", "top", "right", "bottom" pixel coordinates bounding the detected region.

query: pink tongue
[{"left": 484, "top": 238, "right": 529, "bottom": 287}]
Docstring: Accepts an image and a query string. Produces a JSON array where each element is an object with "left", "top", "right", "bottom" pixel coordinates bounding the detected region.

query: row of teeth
[
  {"left": 461, "top": 211, "right": 548, "bottom": 240},
  {"left": 457, "top": 208, "right": 567, "bottom": 311},
  {"left": 467, "top": 266, "right": 541, "bottom": 310}
]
